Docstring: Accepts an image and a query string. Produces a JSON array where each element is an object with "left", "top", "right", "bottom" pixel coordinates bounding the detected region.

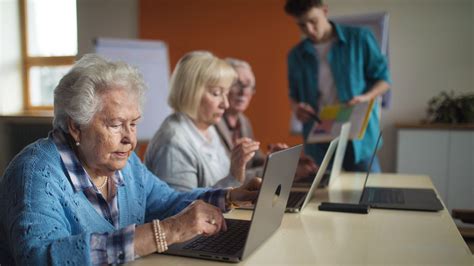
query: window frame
[{"left": 19, "top": 0, "right": 76, "bottom": 110}]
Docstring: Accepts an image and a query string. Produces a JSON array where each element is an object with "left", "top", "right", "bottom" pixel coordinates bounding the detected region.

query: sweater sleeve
[
  {"left": 134, "top": 155, "right": 230, "bottom": 221},
  {"left": 3, "top": 145, "right": 137, "bottom": 265},
  {"left": 211, "top": 174, "right": 242, "bottom": 189},
  {"left": 89, "top": 224, "right": 135, "bottom": 264},
  {"left": 4, "top": 161, "right": 93, "bottom": 265}
]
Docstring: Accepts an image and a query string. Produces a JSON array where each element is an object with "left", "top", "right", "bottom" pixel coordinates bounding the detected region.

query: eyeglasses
[{"left": 230, "top": 79, "right": 255, "bottom": 94}]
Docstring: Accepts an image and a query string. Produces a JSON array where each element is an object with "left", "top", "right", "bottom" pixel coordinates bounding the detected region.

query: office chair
[
  {"left": 135, "top": 141, "right": 149, "bottom": 162},
  {"left": 451, "top": 209, "right": 474, "bottom": 254}
]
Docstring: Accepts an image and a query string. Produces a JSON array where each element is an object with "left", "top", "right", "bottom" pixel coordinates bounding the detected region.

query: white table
[{"left": 130, "top": 173, "right": 473, "bottom": 265}]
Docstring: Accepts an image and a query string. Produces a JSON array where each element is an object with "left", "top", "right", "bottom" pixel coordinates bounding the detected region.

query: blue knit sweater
[{"left": 0, "top": 136, "right": 209, "bottom": 265}]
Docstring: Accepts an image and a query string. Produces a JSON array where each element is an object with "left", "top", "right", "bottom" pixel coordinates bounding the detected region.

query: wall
[
  {"left": 0, "top": 0, "right": 22, "bottom": 114},
  {"left": 139, "top": 0, "right": 303, "bottom": 149},
  {"left": 0, "top": 0, "right": 139, "bottom": 174},
  {"left": 140, "top": 0, "right": 474, "bottom": 172},
  {"left": 0, "top": 0, "right": 23, "bottom": 173},
  {"left": 77, "top": 0, "right": 138, "bottom": 56},
  {"left": 2, "top": 0, "right": 472, "bottom": 174},
  {"left": 328, "top": 0, "right": 473, "bottom": 172}
]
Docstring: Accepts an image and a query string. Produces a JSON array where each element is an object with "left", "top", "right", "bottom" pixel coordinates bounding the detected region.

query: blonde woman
[{"left": 145, "top": 51, "right": 260, "bottom": 191}]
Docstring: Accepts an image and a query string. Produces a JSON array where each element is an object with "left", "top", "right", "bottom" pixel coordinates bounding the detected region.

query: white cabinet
[{"left": 396, "top": 126, "right": 474, "bottom": 211}]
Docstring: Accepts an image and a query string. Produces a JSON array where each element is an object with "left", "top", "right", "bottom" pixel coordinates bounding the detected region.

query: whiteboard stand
[{"left": 95, "top": 37, "right": 172, "bottom": 142}]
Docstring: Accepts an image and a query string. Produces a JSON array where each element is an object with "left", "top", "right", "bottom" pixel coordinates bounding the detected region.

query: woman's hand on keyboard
[{"left": 160, "top": 200, "right": 227, "bottom": 245}]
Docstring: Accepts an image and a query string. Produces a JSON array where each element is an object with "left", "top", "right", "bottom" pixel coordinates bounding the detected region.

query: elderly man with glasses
[{"left": 215, "top": 58, "right": 318, "bottom": 181}]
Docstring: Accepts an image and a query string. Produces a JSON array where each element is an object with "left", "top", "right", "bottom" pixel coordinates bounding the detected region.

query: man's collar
[
  {"left": 300, "top": 21, "right": 347, "bottom": 55},
  {"left": 330, "top": 21, "right": 347, "bottom": 43}
]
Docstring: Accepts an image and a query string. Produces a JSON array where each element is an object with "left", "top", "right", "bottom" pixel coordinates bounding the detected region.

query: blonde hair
[{"left": 168, "top": 51, "right": 237, "bottom": 119}]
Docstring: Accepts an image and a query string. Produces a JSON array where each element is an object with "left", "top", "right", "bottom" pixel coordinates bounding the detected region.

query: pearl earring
[{"left": 76, "top": 142, "right": 80, "bottom": 146}]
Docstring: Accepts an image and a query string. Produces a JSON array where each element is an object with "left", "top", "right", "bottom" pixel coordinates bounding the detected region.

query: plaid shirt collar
[{"left": 51, "top": 130, "right": 125, "bottom": 193}]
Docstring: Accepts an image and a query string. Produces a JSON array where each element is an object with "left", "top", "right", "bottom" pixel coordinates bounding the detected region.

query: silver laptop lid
[
  {"left": 329, "top": 122, "right": 351, "bottom": 186},
  {"left": 242, "top": 144, "right": 303, "bottom": 259},
  {"left": 300, "top": 137, "right": 339, "bottom": 212},
  {"left": 359, "top": 132, "right": 382, "bottom": 201}
]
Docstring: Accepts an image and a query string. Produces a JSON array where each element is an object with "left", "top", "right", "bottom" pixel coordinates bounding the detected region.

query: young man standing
[{"left": 285, "top": 0, "right": 391, "bottom": 172}]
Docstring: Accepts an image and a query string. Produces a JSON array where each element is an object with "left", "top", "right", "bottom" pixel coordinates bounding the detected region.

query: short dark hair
[{"left": 284, "top": 0, "right": 324, "bottom": 17}]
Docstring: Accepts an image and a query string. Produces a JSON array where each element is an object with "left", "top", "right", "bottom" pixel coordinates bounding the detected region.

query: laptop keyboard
[
  {"left": 182, "top": 219, "right": 250, "bottom": 255},
  {"left": 369, "top": 188, "right": 405, "bottom": 204},
  {"left": 286, "top": 191, "right": 307, "bottom": 209}
]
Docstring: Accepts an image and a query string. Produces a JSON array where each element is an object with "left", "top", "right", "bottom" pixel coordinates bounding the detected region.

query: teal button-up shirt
[{"left": 287, "top": 22, "right": 391, "bottom": 164}]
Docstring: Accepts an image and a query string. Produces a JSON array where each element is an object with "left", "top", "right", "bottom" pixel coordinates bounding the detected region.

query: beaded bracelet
[{"left": 152, "top": 219, "right": 168, "bottom": 253}]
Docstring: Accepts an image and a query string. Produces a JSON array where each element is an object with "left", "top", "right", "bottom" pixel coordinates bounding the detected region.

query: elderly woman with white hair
[
  {"left": 0, "top": 54, "right": 260, "bottom": 265},
  {"left": 144, "top": 51, "right": 260, "bottom": 192}
]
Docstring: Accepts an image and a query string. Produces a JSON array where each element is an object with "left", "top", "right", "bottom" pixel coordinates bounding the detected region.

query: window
[{"left": 19, "top": 0, "right": 77, "bottom": 109}]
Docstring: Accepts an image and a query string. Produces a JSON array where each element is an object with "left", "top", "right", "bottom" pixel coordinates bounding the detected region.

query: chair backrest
[{"left": 135, "top": 141, "right": 149, "bottom": 162}]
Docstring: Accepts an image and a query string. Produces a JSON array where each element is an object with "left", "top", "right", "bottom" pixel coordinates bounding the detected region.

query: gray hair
[
  {"left": 224, "top": 57, "right": 256, "bottom": 89},
  {"left": 225, "top": 58, "right": 252, "bottom": 71},
  {"left": 53, "top": 54, "right": 147, "bottom": 132}
]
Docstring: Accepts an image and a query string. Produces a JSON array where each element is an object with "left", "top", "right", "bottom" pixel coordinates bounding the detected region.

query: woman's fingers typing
[{"left": 161, "top": 200, "right": 227, "bottom": 245}]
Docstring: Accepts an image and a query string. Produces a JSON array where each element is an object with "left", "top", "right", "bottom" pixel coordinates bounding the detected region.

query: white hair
[
  {"left": 53, "top": 54, "right": 147, "bottom": 132},
  {"left": 224, "top": 57, "right": 256, "bottom": 89},
  {"left": 224, "top": 57, "right": 252, "bottom": 70}
]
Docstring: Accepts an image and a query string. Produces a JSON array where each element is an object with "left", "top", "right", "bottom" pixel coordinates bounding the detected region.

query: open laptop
[
  {"left": 292, "top": 122, "right": 351, "bottom": 189},
  {"left": 286, "top": 137, "right": 339, "bottom": 213},
  {"left": 359, "top": 132, "right": 444, "bottom": 212},
  {"left": 328, "top": 122, "right": 351, "bottom": 186},
  {"left": 165, "top": 144, "right": 303, "bottom": 262}
]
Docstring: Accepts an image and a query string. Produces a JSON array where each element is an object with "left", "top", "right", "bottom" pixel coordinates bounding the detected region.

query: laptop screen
[{"left": 358, "top": 131, "right": 383, "bottom": 202}]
